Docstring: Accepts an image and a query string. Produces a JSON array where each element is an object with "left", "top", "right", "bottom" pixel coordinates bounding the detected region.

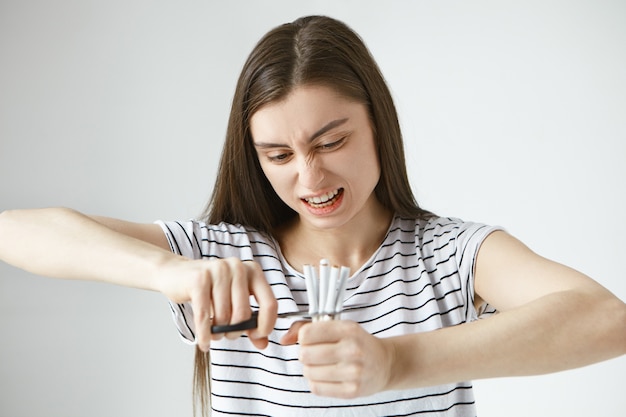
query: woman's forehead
[{"left": 250, "top": 85, "right": 367, "bottom": 141}]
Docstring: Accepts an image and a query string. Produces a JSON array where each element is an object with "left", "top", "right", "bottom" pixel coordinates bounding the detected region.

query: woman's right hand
[
  {"left": 156, "top": 257, "right": 278, "bottom": 352},
  {"left": 0, "top": 208, "right": 278, "bottom": 352}
]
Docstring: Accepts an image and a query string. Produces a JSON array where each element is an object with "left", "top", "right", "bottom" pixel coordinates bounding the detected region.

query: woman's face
[{"left": 250, "top": 85, "right": 382, "bottom": 231}]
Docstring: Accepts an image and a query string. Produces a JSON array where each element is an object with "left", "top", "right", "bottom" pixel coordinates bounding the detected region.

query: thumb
[{"left": 279, "top": 320, "right": 310, "bottom": 345}]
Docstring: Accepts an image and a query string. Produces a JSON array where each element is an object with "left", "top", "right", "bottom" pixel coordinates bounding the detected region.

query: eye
[
  {"left": 318, "top": 137, "right": 346, "bottom": 151},
  {"left": 267, "top": 152, "right": 292, "bottom": 163}
]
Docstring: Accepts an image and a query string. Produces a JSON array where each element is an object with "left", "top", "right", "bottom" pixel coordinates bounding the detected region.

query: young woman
[{"left": 1, "top": 15, "right": 624, "bottom": 417}]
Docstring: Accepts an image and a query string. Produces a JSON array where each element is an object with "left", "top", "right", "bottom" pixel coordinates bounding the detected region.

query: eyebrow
[{"left": 253, "top": 118, "right": 349, "bottom": 148}]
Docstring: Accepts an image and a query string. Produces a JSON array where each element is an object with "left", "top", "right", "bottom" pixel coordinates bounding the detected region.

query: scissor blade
[
  {"left": 210, "top": 305, "right": 365, "bottom": 334},
  {"left": 277, "top": 309, "right": 315, "bottom": 319}
]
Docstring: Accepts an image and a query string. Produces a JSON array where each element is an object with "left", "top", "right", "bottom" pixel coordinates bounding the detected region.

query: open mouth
[{"left": 303, "top": 188, "right": 343, "bottom": 208}]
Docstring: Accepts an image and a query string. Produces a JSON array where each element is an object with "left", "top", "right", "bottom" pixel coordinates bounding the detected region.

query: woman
[{"left": 0, "top": 15, "right": 624, "bottom": 417}]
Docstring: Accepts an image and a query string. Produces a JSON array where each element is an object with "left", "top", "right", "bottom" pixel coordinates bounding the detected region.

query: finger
[
  {"left": 224, "top": 258, "right": 252, "bottom": 340},
  {"left": 299, "top": 341, "right": 340, "bottom": 366},
  {"left": 307, "top": 380, "right": 341, "bottom": 397},
  {"left": 245, "top": 261, "right": 278, "bottom": 339},
  {"left": 210, "top": 261, "right": 232, "bottom": 334},
  {"left": 303, "top": 357, "right": 364, "bottom": 398},
  {"left": 248, "top": 331, "right": 270, "bottom": 349},
  {"left": 279, "top": 320, "right": 311, "bottom": 345},
  {"left": 303, "top": 362, "right": 349, "bottom": 383},
  {"left": 307, "top": 379, "right": 360, "bottom": 399},
  {"left": 192, "top": 270, "right": 214, "bottom": 351},
  {"left": 298, "top": 320, "right": 342, "bottom": 345}
]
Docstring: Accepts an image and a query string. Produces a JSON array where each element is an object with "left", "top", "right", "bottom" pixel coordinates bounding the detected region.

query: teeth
[{"left": 306, "top": 189, "right": 340, "bottom": 205}]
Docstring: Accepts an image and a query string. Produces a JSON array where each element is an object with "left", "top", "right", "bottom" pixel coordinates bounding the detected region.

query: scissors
[{"left": 210, "top": 306, "right": 364, "bottom": 334}]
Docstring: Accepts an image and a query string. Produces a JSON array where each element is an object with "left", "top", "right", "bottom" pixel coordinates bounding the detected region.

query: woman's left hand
[{"left": 280, "top": 320, "right": 394, "bottom": 398}]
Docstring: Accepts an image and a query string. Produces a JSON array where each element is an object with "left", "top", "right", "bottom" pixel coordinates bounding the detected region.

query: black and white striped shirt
[{"left": 157, "top": 215, "right": 499, "bottom": 417}]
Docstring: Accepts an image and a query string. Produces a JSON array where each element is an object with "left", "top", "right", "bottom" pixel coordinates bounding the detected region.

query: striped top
[{"left": 156, "top": 215, "right": 499, "bottom": 417}]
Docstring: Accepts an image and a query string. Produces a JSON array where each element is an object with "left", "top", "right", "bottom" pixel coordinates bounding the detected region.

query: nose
[{"left": 297, "top": 155, "right": 325, "bottom": 190}]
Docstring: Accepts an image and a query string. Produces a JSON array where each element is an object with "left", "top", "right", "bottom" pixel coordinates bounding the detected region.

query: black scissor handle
[{"left": 210, "top": 311, "right": 259, "bottom": 334}]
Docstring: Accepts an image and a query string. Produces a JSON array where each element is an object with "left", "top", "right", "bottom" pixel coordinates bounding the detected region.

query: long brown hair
[{"left": 194, "top": 15, "right": 431, "bottom": 416}]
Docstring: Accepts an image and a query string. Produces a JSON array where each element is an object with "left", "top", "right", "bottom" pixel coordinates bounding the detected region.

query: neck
[{"left": 275, "top": 201, "right": 394, "bottom": 274}]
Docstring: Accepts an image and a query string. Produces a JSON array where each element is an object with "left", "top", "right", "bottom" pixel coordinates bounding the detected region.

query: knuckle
[
  {"left": 225, "top": 256, "right": 243, "bottom": 271},
  {"left": 195, "top": 306, "right": 211, "bottom": 323},
  {"left": 342, "top": 320, "right": 361, "bottom": 334},
  {"left": 301, "top": 364, "right": 311, "bottom": 379},
  {"left": 346, "top": 363, "right": 364, "bottom": 383},
  {"left": 308, "top": 381, "right": 320, "bottom": 395},
  {"left": 191, "top": 264, "right": 212, "bottom": 286},
  {"left": 342, "top": 339, "right": 364, "bottom": 361},
  {"left": 245, "top": 260, "right": 265, "bottom": 279},
  {"left": 298, "top": 324, "right": 313, "bottom": 344},
  {"left": 298, "top": 347, "right": 310, "bottom": 364},
  {"left": 343, "top": 382, "right": 360, "bottom": 398},
  {"left": 265, "top": 297, "right": 279, "bottom": 314},
  {"left": 243, "top": 258, "right": 261, "bottom": 270},
  {"left": 212, "top": 260, "right": 230, "bottom": 280}
]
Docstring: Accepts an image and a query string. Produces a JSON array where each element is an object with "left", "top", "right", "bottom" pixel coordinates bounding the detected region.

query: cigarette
[
  {"left": 317, "top": 259, "right": 330, "bottom": 317},
  {"left": 303, "top": 264, "right": 318, "bottom": 315},
  {"left": 302, "top": 260, "right": 351, "bottom": 321},
  {"left": 334, "top": 266, "right": 350, "bottom": 314},
  {"left": 324, "top": 265, "right": 340, "bottom": 313}
]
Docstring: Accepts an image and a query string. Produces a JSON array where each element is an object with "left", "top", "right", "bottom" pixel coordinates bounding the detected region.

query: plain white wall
[{"left": 1, "top": 1, "right": 624, "bottom": 416}]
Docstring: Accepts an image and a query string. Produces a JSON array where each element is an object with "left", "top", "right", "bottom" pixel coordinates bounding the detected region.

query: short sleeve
[
  {"left": 452, "top": 220, "right": 503, "bottom": 321},
  {"left": 155, "top": 219, "right": 204, "bottom": 344}
]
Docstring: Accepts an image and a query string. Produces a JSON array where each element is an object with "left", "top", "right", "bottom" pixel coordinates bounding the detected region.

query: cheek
[
  {"left": 260, "top": 163, "right": 291, "bottom": 197},
  {"left": 349, "top": 144, "right": 380, "bottom": 183}
]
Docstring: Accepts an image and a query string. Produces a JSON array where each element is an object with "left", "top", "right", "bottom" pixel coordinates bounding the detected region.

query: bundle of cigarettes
[{"left": 303, "top": 259, "right": 350, "bottom": 321}]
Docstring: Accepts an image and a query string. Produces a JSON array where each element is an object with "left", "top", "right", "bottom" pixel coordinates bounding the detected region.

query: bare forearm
[
  {"left": 387, "top": 289, "right": 626, "bottom": 390},
  {"left": 0, "top": 207, "right": 175, "bottom": 290}
]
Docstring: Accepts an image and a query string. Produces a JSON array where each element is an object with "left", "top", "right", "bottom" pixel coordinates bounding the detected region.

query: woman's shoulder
[
  {"left": 392, "top": 214, "right": 499, "bottom": 249},
  {"left": 162, "top": 219, "right": 274, "bottom": 242},
  {"left": 394, "top": 214, "right": 477, "bottom": 233},
  {"left": 155, "top": 219, "right": 276, "bottom": 257}
]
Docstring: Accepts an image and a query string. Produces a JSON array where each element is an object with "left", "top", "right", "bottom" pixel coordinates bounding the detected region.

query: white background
[{"left": 1, "top": 1, "right": 624, "bottom": 416}]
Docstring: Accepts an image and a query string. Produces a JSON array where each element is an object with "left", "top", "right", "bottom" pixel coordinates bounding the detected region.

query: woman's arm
[
  {"left": 387, "top": 231, "right": 626, "bottom": 386},
  {"left": 0, "top": 207, "right": 172, "bottom": 289},
  {"left": 287, "top": 231, "right": 626, "bottom": 398},
  {"left": 0, "top": 207, "right": 278, "bottom": 350}
]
